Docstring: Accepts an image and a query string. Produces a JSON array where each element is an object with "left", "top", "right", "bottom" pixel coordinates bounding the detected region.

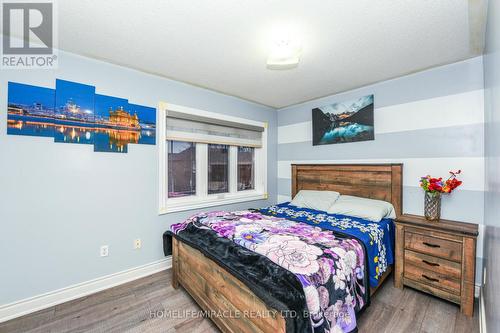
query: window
[
  {"left": 158, "top": 103, "right": 267, "bottom": 214},
  {"left": 238, "top": 147, "right": 254, "bottom": 191},
  {"left": 208, "top": 144, "right": 229, "bottom": 194},
  {"left": 167, "top": 141, "right": 196, "bottom": 198}
]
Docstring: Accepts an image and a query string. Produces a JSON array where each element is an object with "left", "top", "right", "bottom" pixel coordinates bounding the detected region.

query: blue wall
[
  {"left": 0, "top": 50, "right": 277, "bottom": 305},
  {"left": 483, "top": 0, "right": 500, "bottom": 330},
  {"left": 277, "top": 57, "right": 485, "bottom": 285}
]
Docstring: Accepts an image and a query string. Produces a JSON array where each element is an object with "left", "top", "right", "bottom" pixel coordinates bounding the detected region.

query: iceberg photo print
[{"left": 312, "top": 94, "right": 374, "bottom": 145}]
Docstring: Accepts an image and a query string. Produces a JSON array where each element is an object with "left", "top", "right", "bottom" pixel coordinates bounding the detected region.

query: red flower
[
  {"left": 420, "top": 170, "right": 462, "bottom": 194},
  {"left": 446, "top": 178, "right": 462, "bottom": 191},
  {"left": 428, "top": 183, "right": 442, "bottom": 192}
]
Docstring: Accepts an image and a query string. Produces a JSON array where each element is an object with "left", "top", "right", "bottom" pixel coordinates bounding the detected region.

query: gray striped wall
[
  {"left": 278, "top": 56, "right": 484, "bottom": 126},
  {"left": 276, "top": 56, "right": 485, "bottom": 285},
  {"left": 483, "top": 0, "right": 500, "bottom": 329}
]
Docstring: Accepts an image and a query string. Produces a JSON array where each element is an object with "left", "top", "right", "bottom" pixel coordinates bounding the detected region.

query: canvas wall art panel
[
  {"left": 94, "top": 94, "right": 130, "bottom": 153},
  {"left": 128, "top": 103, "right": 156, "bottom": 145},
  {"left": 7, "top": 82, "right": 55, "bottom": 138},
  {"left": 312, "top": 94, "right": 374, "bottom": 145},
  {"left": 54, "top": 79, "right": 96, "bottom": 144}
]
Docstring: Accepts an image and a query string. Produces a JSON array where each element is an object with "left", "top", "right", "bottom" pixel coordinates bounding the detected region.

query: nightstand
[{"left": 394, "top": 214, "right": 478, "bottom": 317}]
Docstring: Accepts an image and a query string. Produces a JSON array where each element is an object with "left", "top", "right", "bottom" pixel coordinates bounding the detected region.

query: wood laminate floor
[{"left": 0, "top": 269, "right": 479, "bottom": 333}]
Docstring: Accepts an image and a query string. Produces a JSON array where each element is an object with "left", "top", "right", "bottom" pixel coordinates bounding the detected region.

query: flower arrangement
[
  {"left": 419, "top": 170, "right": 463, "bottom": 194},
  {"left": 419, "top": 170, "right": 462, "bottom": 220}
]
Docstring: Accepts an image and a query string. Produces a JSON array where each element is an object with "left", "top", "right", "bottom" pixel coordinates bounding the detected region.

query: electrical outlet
[
  {"left": 134, "top": 239, "right": 142, "bottom": 249},
  {"left": 100, "top": 245, "right": 109, "bottom": 257}
]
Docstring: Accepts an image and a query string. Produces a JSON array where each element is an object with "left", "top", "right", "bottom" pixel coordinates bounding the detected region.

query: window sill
[{"left": 159, "top": 191, "right": 268, "bottom": 215}]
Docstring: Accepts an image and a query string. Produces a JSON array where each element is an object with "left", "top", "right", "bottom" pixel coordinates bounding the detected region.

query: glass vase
[{"left": 424, "top": 192, "right": 441, "bottom": 221}]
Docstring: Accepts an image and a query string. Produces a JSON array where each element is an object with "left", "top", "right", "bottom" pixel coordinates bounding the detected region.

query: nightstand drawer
[
  {"left": 405, "top": 231, "right": 462, "bottom": 262},
  {"left": 404, "top": 250, "right": 461, "bottom": 280},
  {"left": 403, "top": 278, "right": 461, "bottom": 305},
  {"left": 404, "top": 262, "right": 461, "bottom": 295}
]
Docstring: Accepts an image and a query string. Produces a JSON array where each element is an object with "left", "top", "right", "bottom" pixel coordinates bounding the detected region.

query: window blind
[{"left": 166, "top": 111, "right": 264, "bottom": 148}]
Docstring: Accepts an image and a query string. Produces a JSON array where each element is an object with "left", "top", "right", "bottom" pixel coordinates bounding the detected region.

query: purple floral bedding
[{"left": 169, "top": 210, "right": 369, "bottom": 333}]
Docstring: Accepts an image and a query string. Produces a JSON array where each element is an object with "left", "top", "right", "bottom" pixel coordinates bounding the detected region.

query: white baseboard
[
  {"left": 0, "top": 257, "right": 172, "bottom": 324},
  {"left": 479, "top": 287, "right": 487, "bottom": 333},
  {"left": 475, "top": 284, "right": 481, "bottom": 298}
]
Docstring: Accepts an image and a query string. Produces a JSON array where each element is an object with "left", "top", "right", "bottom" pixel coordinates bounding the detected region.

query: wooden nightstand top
[{"left": 395, "top": 214, "right": 479, "bottom": 237}]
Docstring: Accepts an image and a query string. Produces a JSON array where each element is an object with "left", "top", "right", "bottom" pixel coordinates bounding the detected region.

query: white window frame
[{"left": 158, "top": 102, "right": 268, "bottom": 214}]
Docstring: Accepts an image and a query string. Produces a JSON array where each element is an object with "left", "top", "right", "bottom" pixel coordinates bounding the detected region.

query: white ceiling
[{"left": 56, "top": 0, "right": 486, "bottom": 108}]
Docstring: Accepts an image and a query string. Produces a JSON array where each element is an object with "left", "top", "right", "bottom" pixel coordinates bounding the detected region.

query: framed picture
[{"left": 312, "top": 94, "right": 374, "bottom": 145}]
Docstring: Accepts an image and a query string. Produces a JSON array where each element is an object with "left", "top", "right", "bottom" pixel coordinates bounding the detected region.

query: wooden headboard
[{"left": 291, "top": 164, "right": 403, "bottom": 217}]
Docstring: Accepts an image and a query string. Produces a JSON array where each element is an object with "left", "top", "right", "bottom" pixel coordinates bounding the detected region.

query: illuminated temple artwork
[
  {"left": 6, "top": 80, "right": 156, "bottom": 153},
  {"left": 109, "top": 107, "right": 140, "bottom": 129}
]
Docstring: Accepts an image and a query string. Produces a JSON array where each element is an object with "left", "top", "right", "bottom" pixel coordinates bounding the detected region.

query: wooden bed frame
[{"left": 172, "top": 164, "right": 403, "bottom": 333}]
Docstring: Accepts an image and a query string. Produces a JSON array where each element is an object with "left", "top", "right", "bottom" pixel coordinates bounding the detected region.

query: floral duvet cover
[
  {"left": 258, "top": 203, "right": 395, "bottom": 288},
  {"left": 167, "top": 209, "right": 373, "bottom": 333}
]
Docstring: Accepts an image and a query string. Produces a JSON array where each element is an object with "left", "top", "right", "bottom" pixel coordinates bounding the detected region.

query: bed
[{"left": 164, "top": 164, "right": 403, "bottom": 333}]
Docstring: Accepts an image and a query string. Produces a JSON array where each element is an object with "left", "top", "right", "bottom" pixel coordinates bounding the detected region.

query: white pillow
[
  {"left": 290, "top": 190, "right": 340, "bottom": 212},
  {"left": 327, "top": 195, "right": 396, "bottom": 222}
]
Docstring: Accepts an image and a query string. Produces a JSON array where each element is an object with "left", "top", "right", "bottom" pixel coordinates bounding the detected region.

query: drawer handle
[
  {"left": 422, "top": 242, "right": 441, "bottom": 248},
  {"left": 422, "top": 274, "right": 439, "bottom": 283},
  {"left": 422, "top": 259, "right": 440, "bottom": 267}
]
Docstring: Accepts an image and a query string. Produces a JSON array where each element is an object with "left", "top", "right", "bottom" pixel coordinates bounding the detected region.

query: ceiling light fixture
[{"left": 266, "top": 33, "right": 302, "bottom": 70}]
